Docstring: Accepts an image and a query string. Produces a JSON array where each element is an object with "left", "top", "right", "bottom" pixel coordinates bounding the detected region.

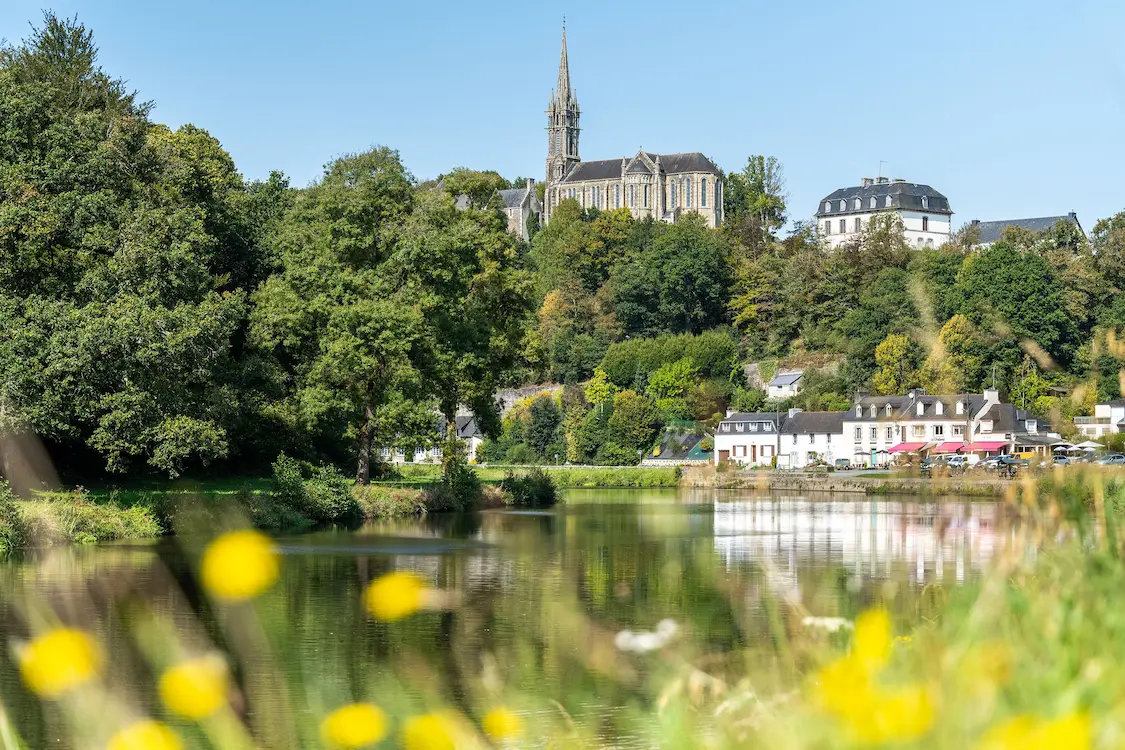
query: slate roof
[
  {"left": 769, "top": 372, "right": 803, "bottom": 387},
  {"left": 780, "top": 411, "right": 846, "bottom": 435},
  {"left": 721, "top": 412, "right": 785, "bottom": 425},
  {"left": 817, "top": 181, "right": 951, "bottom": 216},
  {"left": 902, "top": 394, "right": 987, "bottom": 420},
  {"left": 978, "top": 404, "right": 1050, "bottom": 435},
  {"left": 970, "top": 214, "right": 1082, "bottom": 245},
  {"left": 498, "top": 188, "right": 526, "bottom": 209},
  {"left": 456, "top": 415, "right": 482, "bottom": 439},
  {"left": 846, "top": 396, "right": 912, "bottom": 422},
  {"left": 560, "top": 151, "right": 720, "bottom": 183}
]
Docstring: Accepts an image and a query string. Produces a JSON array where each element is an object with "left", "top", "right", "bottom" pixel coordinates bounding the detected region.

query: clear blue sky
[{"left": 4, "top": 0, "right": 1125, "bottom": 230}]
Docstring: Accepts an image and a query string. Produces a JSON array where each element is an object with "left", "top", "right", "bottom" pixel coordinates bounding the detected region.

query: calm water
[{"left": 0, "top": 489, "right": 1007, "bottom": 747}]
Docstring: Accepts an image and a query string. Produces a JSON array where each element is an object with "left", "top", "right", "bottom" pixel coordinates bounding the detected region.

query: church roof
[{"left": 560, "top": 152, "right": 720, "bottom": 183}]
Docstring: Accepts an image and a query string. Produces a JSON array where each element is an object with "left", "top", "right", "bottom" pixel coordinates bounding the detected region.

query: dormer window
[
  {"left": 885, "top": 196, "right": 892, "bottom": 208},
  {"left": 916, "top": 402, "right": 925, "bottom": 416},
  {"left": 824, "top": 201, "right": 831, "bottom": 213},
  {"left": 764, "top": 423, "right": 772, "bottom": 432},
  {"left": 981, "top": 420, "right": 993, "bottom": 433},
  {"left": 854, "top": 198, "right": 861, "bottom": 210},
  {"left": 839, "top": 200, "right": 846, "bottom": 211},
  {"left": 1027, "top": 419, "right": 1038, "bottom": 434},
  {"left": 935, "top": 401, "right": 944, "bottom": 416},
  {"left": 869, "top": 405, "right": 876, "bottom": 418},
  {"left": 955, "top": 401, "right": 965, "bottom": 415},
  {"left": 885, "top": 404, "right": 892, "bottom": 417},
  {"left": 870, "top": 196, "right": 877, "bottom": 209},
  {"left": 921, "top": 195, "right": 929, "bottom": 209},
  {"left": 855, "top": 405, "right": 862, "bottom": 418}
]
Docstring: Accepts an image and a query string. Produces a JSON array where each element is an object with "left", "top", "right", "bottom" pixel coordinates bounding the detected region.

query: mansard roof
[
  {"left": 560, "top": 151, "right": 721, "bottom": 184},
  {"left": 818, "top": 181, "right": 951, "bottom": 217},
  {"left": 780, "top": 411, "right": 846, "bottom": 435},
  {"left": 971, "top": 214, "right": 1082, "bottom": 245}
]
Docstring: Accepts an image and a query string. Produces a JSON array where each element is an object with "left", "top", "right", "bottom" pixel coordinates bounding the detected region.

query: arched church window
[
  {"left": 670, "top": 182, "right": 676, "bottom": 209},
  {"left": 701, "top": 178, "right": 707, "bottom": 207},
  {"left": 686, "top": 178, "right": 692, "bottom": 209},
  {"left": 643, "top": 184, "right": 649, "bottom": 208}
]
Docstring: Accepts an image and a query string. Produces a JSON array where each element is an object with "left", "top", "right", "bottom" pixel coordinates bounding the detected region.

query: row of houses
[{"left": 714, "top": 388, "right": 1060, "bottom": 468}]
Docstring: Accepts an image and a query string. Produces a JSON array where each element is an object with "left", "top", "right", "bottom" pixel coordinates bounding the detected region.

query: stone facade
[
  {"left": 497, "top": 179, "right": 540, "bottom": 242},
  {"left": 543, "top": 27, "right": 723, "bottom": 228}
]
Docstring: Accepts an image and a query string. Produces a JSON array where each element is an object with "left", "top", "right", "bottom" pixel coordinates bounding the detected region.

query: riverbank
[
  {"left": 386, "top": 464, "right": 681, "bottom": 488},
  {"left": 682, "top": 466, "right": 1008, "bottom": 497}
]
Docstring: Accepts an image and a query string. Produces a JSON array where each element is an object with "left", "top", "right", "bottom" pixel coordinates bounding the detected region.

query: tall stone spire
[{"left": 556, "top": 24, "right": 573, "bottom": 105}]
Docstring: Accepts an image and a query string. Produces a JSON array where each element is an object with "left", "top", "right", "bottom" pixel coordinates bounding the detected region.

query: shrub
[
  {"left": 352, "top": 485, "right": 429, "bottom": 519},
  {"left": 506, "top": 444, "right": 539, "bottom": 465},
  {"left": 269, "top": 454, "right": 358, "bottom": 523},
  {"left": 595, "top": 442, "right": 639, "bottom": 466},
  {"left": 700, "top": 437, "right": 715, "bottom": 452},
  {"left": 0, "top": 478, "right": 25, "bottom": 554},
  {"left": 500, "top": 469, "right": 558, "bottom": 508}
]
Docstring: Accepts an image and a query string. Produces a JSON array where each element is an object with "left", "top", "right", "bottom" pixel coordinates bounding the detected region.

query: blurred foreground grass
[{"left": 1, "top": 468, "right": 1124, "bottom": 747}]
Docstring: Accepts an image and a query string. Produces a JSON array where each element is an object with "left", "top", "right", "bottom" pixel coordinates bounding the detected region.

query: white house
[
  {"left": 380, "top": 414, "right": 484, "bottom": 464},
  {"left": 714, "top": 412, "right": 784, "bottom": 466},
  {"left": 1075, "top": 400, "right": 1125, "bottom": 438},
  {"left": 816, "top": 177, "right": 952, "bottom": 249},
  {"left": 779, "top": 410, "right": 846, "bottom": 468},
  {"left": 767, "top": 371, "right": 803, "bottom": 399}
]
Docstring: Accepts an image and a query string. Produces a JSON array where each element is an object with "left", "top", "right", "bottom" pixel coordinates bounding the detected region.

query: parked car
[
  {"left": 945, "top": 455, "right": 969, "bottom": 471},
  {"left": 834, "top": 459, "right": 852, "bottom": 470},
  {"left": 1096, "top": 453, "right": 1125, "bottom": 465},
  {"left": 1046, "top": 455, "right": 1071, "bottom": 467}
]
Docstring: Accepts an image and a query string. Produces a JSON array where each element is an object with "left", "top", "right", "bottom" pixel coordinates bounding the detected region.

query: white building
[
  {"left": 767, "top": 371, "right": 803, "bottom": 399},
  {"left": 816, "top": 177, "right": 952, "bottom": 249},
  {"left": 779, "top": 410, "right": 846, "bottom": 468},
  {"left": 380, "top": 415, "right": 484, "bottom": 464},
  {"left": 1075, "top": 400, "right": 1125, "bottom": 438},
  {"left": 714, "top": 412, "right": 784, "bottom": 466}
]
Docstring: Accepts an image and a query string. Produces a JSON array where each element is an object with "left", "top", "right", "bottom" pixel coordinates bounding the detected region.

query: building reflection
[{"left": 712, "top": 496, "right": 1004, "bottom": 591}]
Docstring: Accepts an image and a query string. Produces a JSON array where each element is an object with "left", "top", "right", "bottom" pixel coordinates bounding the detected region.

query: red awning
[
  {"left": 889, "top": 442, "right": 927, "bottom": 453},
  {"left": 965, "top": 441, "right": 1008, "bottom": 452},
  {"left": 934, "top": 441, "right": 965, "bottom": 453}
]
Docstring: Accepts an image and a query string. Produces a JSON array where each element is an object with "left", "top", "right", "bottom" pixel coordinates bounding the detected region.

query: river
[{"left": 0, "top": 489, "right": 1007, "bottom": 747}]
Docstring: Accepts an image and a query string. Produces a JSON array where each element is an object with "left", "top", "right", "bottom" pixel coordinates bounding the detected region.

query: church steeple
[{"left": 545, "top": 22, "right": 581, "bottom": 222}]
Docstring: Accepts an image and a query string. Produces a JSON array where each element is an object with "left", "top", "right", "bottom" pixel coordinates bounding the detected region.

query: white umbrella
[{"left": 1075, "top": 440, "right": 1104, "bottom": 449}]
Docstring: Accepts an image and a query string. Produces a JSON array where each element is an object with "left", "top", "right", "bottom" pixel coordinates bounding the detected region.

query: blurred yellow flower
[
  {"left": 320, "top": 703, "right": 388, "bottom": 748},
  {"left": 853, "top": 609, "right": 892, "bottom": 671},
  {"left": 107, "top": 720, "right": 182, "bottom": 750},
  {"left": 19, "top": 627, "right": 101, "bottom": 698},
  {"left": 979, "top": 711, "right": 1089, "bottom": 750},
  {"left": 158, "top": 655, "right": 228, "bottom": 720},
  {"left": 401, "top": 713, "right": 456, "bottom": 750},
  {"left": 201, "top": 530, "right": 279, "bottom": 601},
  {"left": 364, "top": 571, "right": 427, "bottom": 621},
  {"left": 482, "top": 707, "right": 523, "bottom": 740}
]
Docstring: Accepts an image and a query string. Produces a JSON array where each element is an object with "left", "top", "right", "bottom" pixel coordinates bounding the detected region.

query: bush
[
  {"left": 700, "top": 437, "right": 715, "bottom": 452},
  {"left": 269, "top": 454, "right": 359, "bottom": 523},
  {"left": 595, "top": 442, "right": 640, "bottom": 466},
  {"left": 506, "top": 444, "right": 539, "bottom": 465},
  {"left": 500, "top": 468, "right": 558, "bottom": 508},
  {"left": 353, "top": 485, "right": 429, "bottom": 519},
  {"left": 0, "top": 478, "right": 25, "bottom": 554}
]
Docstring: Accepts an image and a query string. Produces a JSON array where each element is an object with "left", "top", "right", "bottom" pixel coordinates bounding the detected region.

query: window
[
  {"left": 912, "top": 425, "right": 926, "bottom": 438},
  {"left": 715, "top": 182, "right": 721, "bottom": 211},
  {"left": 854, "top": 427, "right": 863, "bottom": 440},
  {"left": 827, "top": 433, "right": 832, "bottom": 444},
  {"left": 839, "top": 219, "right": 846, "bottom": 233},
  {"left": 809, "top": 434, "right": 816, "bottom": 444},
  {"left": 701, "top": 177, "right": 707, "bottom": 207},
  {"left": 854, "top": 198, "right": 861, "bottom": 210},
  {"left": 839, "top": 200, "right": 846, "bottom": 211},
  {"left": 643, "top": 184, "right": 649, "bottom": 207},
  {"left": 825, "top": 201, "right": 832, "bottom": 213},
  {"left": 885, "top": 426, "right": 893, "bottom": 440},
  {"left": 870, "top": 427, "right": 877, "bottom": 440},
  {"left": 764, "top": 423, "right": 772, "bottom": 432},
  {"left": 855, "top": 406, "right": 862, "bottom": 418},
  {"left": 686, "top": 178, "right": 692, "bottom": 208},
  {"left": 615, "top": 184, "right": 621, "bottom": 208},
  {"left": 735, "top": 423, "right": 745, "bottom": 432},
  {"left": 721, "top": 423, "right": 730, "bottom": 432},
  {"left": 916, "top": 237, "right": 924, "bottom": 248},
  {"left": 825, "top": 221, "right": 832, "bottom": 235},
  {"left": 885, "top": 404, "right": 892, "bottom": 416},
  {"left": 885, "top": 196, "right": 892, "bottom": 208},
  {"left": 670, "top": 182, "right": 676, "bottom": 209},
  {"left": 956, "top": 400, "right": 964, "bottom": 415},
  {"left": 933, "top": 425, "right": 944, "bottom": 438},
  {"left": 917, "top": 402, "right": 925, "bottom": 416},
  {"left": 1027, "top": 419, "right": 1038, "bottom": 433},
  {"left": 749, "top": 422, "right": 758, "bottom": 432},
  {"left": 981, "top": 420, "right": 994, "bottom": 433},
  {"left": 926, "top": 238, "right": 934, "bottom": 248},
  {"left": 922, "top": 216, "right": 929, "bottom": 232},
  {"left": 869, "top": 405, "right": 876, "bottom": 418},
  {"left": 953, "top": 425, "right": 965, "bottom": 437},
  {"left": 870, "top": 196, "right": 877, "bottom": 209},
  {"left": 792, "top": 433, "right": 798, "bottom": 445},
  {"left": 629, "top": 184, "right": 635, "bottom": 207},
  {"left": 935, "top": 400, "right": 944, "bottom": 416},
  {"left": 855, "top": 217, "right": 862, "bottom": 232},
  {"left": 921, "top": 195, "right": 929, "bottom": 209}
]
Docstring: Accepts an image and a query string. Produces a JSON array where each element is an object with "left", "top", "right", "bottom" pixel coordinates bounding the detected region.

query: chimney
[
  {"left": 725, "top": 409, "right": 734, "bottom": 418},
  {"left": 527, "top": 178, "right": 535, "bottom": 193},
  {"left": 876, "top": 177, "right": 890, "bottom": 184},
  {"left": 788, "top": 407, "right": 803, "bottom": 419},
  {"left": 854, "top": 389, "right": 870, "bottom": 403},
  {"left": 971, "top": 219, "right": 980, "bottom": 226},
  {"left": 983, "top": 388, "right": 1000, "bottom": 406},
  {"left": 892, "top": 178, "right": 906, "bottom": 183},
  {"left": 861, "top": 177, "right": 874, "bottom": 187},
  {"left": 1068, "top": 211, "right": 1077, "bottom": 221}
]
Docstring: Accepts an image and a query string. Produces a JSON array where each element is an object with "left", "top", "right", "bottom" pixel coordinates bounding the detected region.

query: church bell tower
[{"left": 545, "top": 23, "right": 580, "bottom": 223}]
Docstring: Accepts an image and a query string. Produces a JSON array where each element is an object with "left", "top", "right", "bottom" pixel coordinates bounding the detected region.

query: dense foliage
[{"left": 5, "top": 14, "right": 1125, "bottom": 485}]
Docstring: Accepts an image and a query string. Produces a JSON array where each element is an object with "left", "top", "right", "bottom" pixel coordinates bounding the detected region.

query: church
[{"left": 543, "top": 27, "right": 725, "bottom": 229}]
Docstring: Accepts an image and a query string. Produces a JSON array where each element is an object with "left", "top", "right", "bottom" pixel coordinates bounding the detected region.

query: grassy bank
[
  {"left": 385, "top": 464, "right": 681, "bottom": 488},
  {"left": 0, "top": 492, "right": 163, "bottom": 553}
]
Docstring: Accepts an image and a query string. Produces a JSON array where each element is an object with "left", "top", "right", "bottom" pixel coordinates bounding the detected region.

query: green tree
[
  {"left": 584, "top": 367, "right": 617, "bottom": 408},
  {"left": 872, "top": 333, "right": 921, "bottom": 396},
  {"left": 606, "top": 390, "right": 660, "bottom": 457},
  {"left": 724, "top": 155, "right": 787, "bottom": 251}
]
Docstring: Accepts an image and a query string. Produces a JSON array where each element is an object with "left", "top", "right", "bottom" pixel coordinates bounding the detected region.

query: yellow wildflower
[
  {"left": 401, "top": 713, "right": 456, "bottom": 750},
  {"left": 19, "top": 628, "right": 101, "bottom": 698},
  {"left": 850, "top": 685, "right": 934, "bottom": 744},
  {"left": 364, "top": 571, "right": 427, "bottom": 621},
  {"left": 320, "top": 703, "right": 388, "bottom": 748},
  {"left": 107, "top": 720, "right": 182, "bottom": 750},
  {"left": 852, "top": 608, "right": 892, "bottom": 672},
  {"left": 201, "top": 530, "right": 279, "bottom": 601},
  {"left": 482, "top": 706, "right": 523, "bottom": 740},
  {"left": 158, "top": 655, "right": 228, "bottom": 720},
  {"left": 979, "top": 711, "right": 1090, "bottom": 750}
]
